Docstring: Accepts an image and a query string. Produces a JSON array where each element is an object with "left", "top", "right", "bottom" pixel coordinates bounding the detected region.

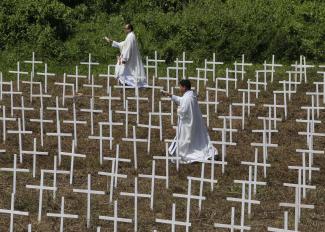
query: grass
[{"left": 0, "top": 61, "right": 324, "bottom": 231}]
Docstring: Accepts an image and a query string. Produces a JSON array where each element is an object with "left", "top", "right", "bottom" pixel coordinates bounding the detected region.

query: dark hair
[
  {"left": 126, "top": 23, "right": 134, "bottom": 31},
  {"left": 179, "top": 79, "right": 191, "bottom": 90}
]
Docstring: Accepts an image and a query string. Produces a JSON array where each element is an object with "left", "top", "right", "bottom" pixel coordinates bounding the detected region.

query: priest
[
  {"left": 163, "top": 79, "right": 217, "bottom": 163},
  {"left": 104, "top": 24, "right": 147, "bottom": 87}
]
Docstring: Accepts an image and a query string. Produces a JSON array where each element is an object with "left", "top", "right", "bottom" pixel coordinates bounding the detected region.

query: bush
[{"left": 0, "top": 0, "right": 324, "bottom": 69}]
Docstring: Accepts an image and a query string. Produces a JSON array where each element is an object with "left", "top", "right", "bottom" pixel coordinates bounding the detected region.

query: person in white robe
[
  {"left": 163, "top": 79, "right": 217, "bottom": 163},
  {"left": 104, "top": 24, "right": 147, "bottom": 87}
]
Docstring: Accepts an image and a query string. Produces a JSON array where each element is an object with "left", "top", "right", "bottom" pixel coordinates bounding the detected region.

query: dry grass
[{"left": 0, "top": 70, "right": 324, "bottom": 232}]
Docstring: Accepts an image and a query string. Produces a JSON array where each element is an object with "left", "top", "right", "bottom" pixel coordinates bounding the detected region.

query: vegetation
[{"left": 0, "top": 0, "right": 324, "bottom": 69}]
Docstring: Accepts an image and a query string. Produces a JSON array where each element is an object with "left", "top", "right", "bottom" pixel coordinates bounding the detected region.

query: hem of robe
[
  {"left": 168, "top": 139, "right": 217, "bottom": 164},
  {"left": 117, "top": 75, "right": 147, "bottom": 88}
]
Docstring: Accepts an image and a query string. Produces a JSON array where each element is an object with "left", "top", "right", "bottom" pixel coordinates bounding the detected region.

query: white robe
[
  {"left": 112, "top": 32, "right": 147, "bottom": 87},
  {"left": 168, "top": 90, "right": 217, "bottom": 163}
]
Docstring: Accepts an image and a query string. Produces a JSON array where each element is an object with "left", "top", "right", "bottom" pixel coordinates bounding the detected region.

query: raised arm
[
  {"left": 171, "top": 95, "right": 181, "bottom": 105},
  {"left": 112, "top": 40, "right": 125, "bottom": 49}
]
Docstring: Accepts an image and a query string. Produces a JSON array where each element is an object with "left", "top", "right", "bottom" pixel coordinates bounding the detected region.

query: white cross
[
  {"left": 115, "top": 100, "right": 137, "bottom": 137},
  {"left": 80, "top": 53, "right": 99, "bottom": 83},
  {"left": 54, "top": 73, "right": 75, "bottom": 106},
  {"left": 305, "top": 90, "right": 323, "bottom": 119},
  {"left": 289, "top": 153, "right": 320, "bottom": 194},
  {"left": 250, "top": 70, "right": 268, "bottom": 98},
  {"left": 273, "top": 83, "right": 289, "bottom": 119},
  {"left": 21, "top": 137, "right": 48, "bottom": 178},
  {"left": 0, "top": 105, "right": 16, "bottom": 142},
  {"left": 3, "top": 81, "right": 22, "bottom": 116},
  {"left": 0, "top": 153, "right": 29, "bottom": 194},
  {"left": 138, "top": 160, "right": 167, "bottom": 210},
  {"left": 12, "top": 95, "right": 34, "bottom": 131},
  {"left": 262, "top": 104, "right": 282, "bottom": 129},
  {"left": 0, "top": 193, "right": 29, "bottom": 232},
  {"left": 26, "top": 170, "right": 56, "bottom": 222},
  {"left": 205, "top": 53, "right": 223, "bottom": 82},
  {"left": 296, "top": 148, "right": 323, "bottom": 182},
  {"left": 263, "top": 55, "right": 283, "bottom": 82},
  {"left": 122, "top": 126, "right": 148, "bottom": 170},
  {"left": 144, "top": 51, "right": 165, "bottom": 84},
  {"left": 81, "top": 97, "right": 103, "bottom": 135},
  {"left": 24, "top": 51, "right": 43, "bottom": 80},
  {"left": 217, "top": 68, "right": 237, "bottom": 97},
  {"left": 227, "top": 182, "right": 260, "bottom": 223},
  {"left": 61, "top": 139, "right": 86, "bottom": 184},
  {"left": 83, "top": 74, "right": 103, "bottom": 98},
  {"left": 291, "top": 55, "right": 314, "bottom": 83},
  {"left": 218, "top": 107, "right": 241, "bottom": 142},
  {"left": 238, "top": 79, "right": 260, "bottom": 115},
  {"left": 212, "top": 118, "right": 237, "bottom": 173},
  {"left": 189, "top": 68, "right": 207, "bottom": 93},
  {"left": 201, "top": 154, "right": 226, "bottom": 192},
  {"left": 214, "top": 207, "right": 251, "bottom": 231},
  {"left": 153, "top": 143, "right": 181, "bottom": 188},
  {"left": 301, "top": 95, "right": 325, "bottom": 120},
  {"left": 236, "top": 54, "right": 253, "bottom": 80},
  {"left": 9, "top": 61, "right": 28, "bottom": 91},
  {"left": 63, "top": 101, "right": 87, "bottom": 146},
  {"left": 126, "top": 87, "right": 149, "bottom": 124},
  {"left": 279, "top": 181, "right": 314, "bottom": 230},
  {"left": 37, "top": 63, "right": 55, "bottom": 93},
  {"left": 233, "top": 166, "right": 266, "bottom": 216},
  {"left": 315, "top": 70, "right": 325, "bottom": 104},
  {"left": 120, "top": 177, "right": 151, "bottom": 232},
  {"left": 258, "top": 109, "right": 282, "bottom": 132},
  {"left": 98, "top": 158, "right": 127, "bottom": 203},
  {"left": 114, "top": 82, "right": 135, "bottom": 109},
  {"left": 241, "top": 148, "right": 271, "bottom": 180},
  {"left": 251, "top": 119, "right": 278, "bottom": 163},
  {"left": 42, "top": 156, "right": 70, "bottom": 199},
  {"left": 267, "top": 211, "right": 297, "bottom": 232},
  {"left": 206, "top": 81, "right": 222, "bottom": 113},
  {"left": 89, "top": 122, "right": 113, "bottom": 166},
  {"left": 187, "top": 162, "right": 218, "bottom": 211},
  {"left": 138, "top": 103, "right": 166, "bottom": 152},
  {"left": 67, "top": 65, "right": 87, "bottom": 93},
  {"left": 199, "top": 90, "right": 219, "bottom": 127},
  {"left": 47, "top": 196, "right": 79, "bottom": 232},
  {"left": 173, "top": 178, "right": 205, "bottom": 232},
  {"left": 146, "top": 76, "right": 163, "bottom": 112},
  {"left": 30, "top": 85, "right": 53, "bottom": 147},
  {"left": 46, "top": 115, "right": 72, "bottom": 166},
  {"left": 99, "top": 64, "right": 116, "bottom": 94},
  {"left": 230, "top": 60, "right": 246, "bottom": 82},
  {"left": 103, "top": 144, "right": 131, "bottom": 188},
  {"left": 178, "top": 52, "right": 193, "bottom": 79},
  {"left": 100, "top": 86, "right": 121, "bottom": 115},
  {"left": 7, "top": 118, "right": 33, "bottom": 163},
  {"left": 73, "top": 174, "right": 105, "bottom": 228},
  {"left": 155, "top": 203, "right": 191, "bottom": 232},
  {"left": 100, "top": 110, "right": 123, "bottom": 149},
  {"left": 99, "top": 200, "right": 132, "bottom": 231},
  {"left": 159, "top": 66, "right": 178, "bottom": 92},
  {"left": 160, "top": 87, "right": 176, "bottom": 124}
]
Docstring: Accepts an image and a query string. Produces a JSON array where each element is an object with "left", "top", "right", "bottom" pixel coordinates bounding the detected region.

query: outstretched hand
[
  {"left": 104, "top": 36, "right": 112, "bottom": 43},
  {"left": 161, "top": 90, "right": 172, "bottom": 97}
]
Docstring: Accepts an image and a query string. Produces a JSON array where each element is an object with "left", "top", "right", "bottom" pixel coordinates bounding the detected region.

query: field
[{"left": 0, "top": 59, "right": 324, "bottom": 232}]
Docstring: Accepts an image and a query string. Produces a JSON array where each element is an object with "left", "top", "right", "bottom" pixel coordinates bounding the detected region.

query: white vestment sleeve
[
  {"left": 112, "top": 41, "right": 124, "bottom": 49},
  {"left": 177, "top": 97, "right": 191, "bottom": 120},
  {"left": 171, "top": 95, "right": 181, "bottom": 105},
  {"left": 121, "top": 36, "right": 132, "bottom": 63}
]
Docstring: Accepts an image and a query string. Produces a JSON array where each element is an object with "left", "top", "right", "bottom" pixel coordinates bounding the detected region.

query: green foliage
[{"left": 0, "top": 0, "right": 324, "bottom": 69}]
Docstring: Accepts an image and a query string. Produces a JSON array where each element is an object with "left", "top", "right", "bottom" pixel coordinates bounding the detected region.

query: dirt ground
[{"left": 0, "top": 67, "right": 324, "bottom": 232}]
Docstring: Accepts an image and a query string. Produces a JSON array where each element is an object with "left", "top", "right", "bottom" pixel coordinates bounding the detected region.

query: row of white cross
[{"left": 0, "top": 52, "right": 323, "bottom": 231}]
